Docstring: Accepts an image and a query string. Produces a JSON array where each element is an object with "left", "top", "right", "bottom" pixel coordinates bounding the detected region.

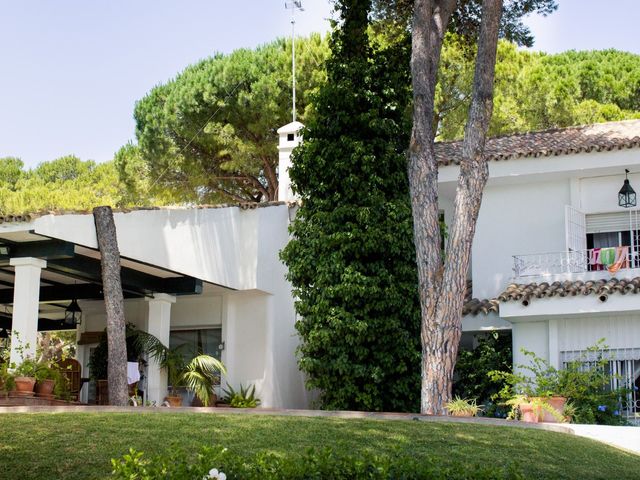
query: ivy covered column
[
  {"left": 9, "top": 257, "right": 46, "bottom": 365},
  {"left": 145, "top": 294, "right": 175, "bottom": 405}
]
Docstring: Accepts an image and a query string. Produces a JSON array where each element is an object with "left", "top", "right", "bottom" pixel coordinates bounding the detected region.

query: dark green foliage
[
  {"left": 111, "top": 446, "right": 525, "bottom": 480},
  {"left": 371, "top": 0, "right": 558, "bottom": 47},
  {"left": 88, "top": 324, "right": 165, "bottom": 380},
  {"left": 453, "top": 332, "right": 512, "bottom": 418},
  {"left": 281, "top": 1, "right": 420, "bottom": 412}
]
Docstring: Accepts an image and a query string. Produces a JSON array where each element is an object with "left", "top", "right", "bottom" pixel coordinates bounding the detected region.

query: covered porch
[
  {"left": 0, "top": 227, "right": 205, "bottom": 405},
  {"left": 0, "top": 204, "right": 308, "bottom": 409}
]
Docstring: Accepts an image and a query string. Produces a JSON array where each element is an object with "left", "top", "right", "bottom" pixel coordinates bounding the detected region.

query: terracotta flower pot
[
  {"left": 13, "top": 376, "right": 36, "bottom": 396},
  {"left": 165, "top": 395, "right": 182, "bottom": 407},
  {"left": 519, "top": 403, "right": 540, "bottom": 423},
  {"left": 531, "top": 396, "right": 566, "bottom": 423},
  {"left": 35, "top": 379, "right": 56, "bottom": 398}
]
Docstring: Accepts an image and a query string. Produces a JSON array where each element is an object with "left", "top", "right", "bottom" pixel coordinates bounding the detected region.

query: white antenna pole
[
  {"left": 292, "top": 6, "right": 296, "bottom": 122},
  {"left": 285, "top": 1, "right": 304, "bottom": 123}
]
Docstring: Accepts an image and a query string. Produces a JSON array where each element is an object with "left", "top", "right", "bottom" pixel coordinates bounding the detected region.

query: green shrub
[
  {"left": 453, "top": 332, "right": 512, "bottom": 418},
  {"left": 222, "top": 383, "right": 260, "bottom": 408},
  {"left": 279, "top": 0, "right": 421, "bottom": 413},
  {"left": 489, "top": 340, "right": 629, "bottom": 425},
  {"left": 111, "top": 446, "right": 525, "bottom": 480}
]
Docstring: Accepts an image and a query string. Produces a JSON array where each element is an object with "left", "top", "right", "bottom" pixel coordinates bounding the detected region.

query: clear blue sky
[{"left": 0, "top": 1, "right": 637, "bottom": 168}]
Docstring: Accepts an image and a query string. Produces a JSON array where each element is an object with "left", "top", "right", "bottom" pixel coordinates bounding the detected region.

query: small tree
[{"left": 282, "top": 0, "right": 421, "bottom": 411}]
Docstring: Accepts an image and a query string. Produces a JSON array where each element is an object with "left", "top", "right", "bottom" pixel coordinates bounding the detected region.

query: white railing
[{"left": 513, "top": 248, "right": 637, "bottom": 278}]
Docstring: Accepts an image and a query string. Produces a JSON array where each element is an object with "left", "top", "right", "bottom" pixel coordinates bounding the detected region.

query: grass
[{"left": 0, "top": 412, "right": 639, "bottom": 479}]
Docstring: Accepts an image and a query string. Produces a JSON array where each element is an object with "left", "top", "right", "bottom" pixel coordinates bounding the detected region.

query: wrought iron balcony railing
[{"left": 513, "top": 248, "right": 638, "bottom": 278}]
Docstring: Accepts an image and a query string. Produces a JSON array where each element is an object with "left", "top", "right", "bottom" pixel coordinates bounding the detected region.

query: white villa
[
  {"left": 447, "top": 119, "right": 640, "bottom": 421},
  {"left": 1, "top": 119, "right": 640, "bottom": 417}
]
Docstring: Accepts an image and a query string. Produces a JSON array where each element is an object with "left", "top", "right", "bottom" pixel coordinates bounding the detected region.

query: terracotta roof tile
[
  {"left": 498, "top": 277, "right": 640, "bottom": 306},
  {"left": 462, "top": 279, "right": 499, "bottom": 316},
  {"left": 462, "top": 297, "right": 500, "bottom": 316},
  {"left": 436, "top": 119, "right": 640, "bottom": 166}
]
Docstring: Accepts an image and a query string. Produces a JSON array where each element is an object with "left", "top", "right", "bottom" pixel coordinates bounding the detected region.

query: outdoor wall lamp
[
  {"left": 64, "top": 299, "right": 83, "bottom": 326},
  {"left": 618, "top": 169, "right": 636, "bottom": 208}
]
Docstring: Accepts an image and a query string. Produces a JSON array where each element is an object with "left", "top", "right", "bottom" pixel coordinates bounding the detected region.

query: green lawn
[{"left": 0, "top": 412, "right": 638, "bottom": 479}]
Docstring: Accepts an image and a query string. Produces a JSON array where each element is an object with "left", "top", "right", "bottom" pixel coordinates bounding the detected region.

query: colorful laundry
[
  {"left": 608, "top": 246, "right": 629, "bottom": 274},
  {"left": 600, "top": 247, "right": 616, "bottom": 266}
]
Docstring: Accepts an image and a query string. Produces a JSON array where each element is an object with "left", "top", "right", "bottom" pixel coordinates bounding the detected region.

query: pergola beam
[
  {"left": 0, "top": 313, "right": 78, "bottom": 332},
  {"left": 0, "top": 240, "right": 75, "bottom": 266},
  {"left": 47, "top": 256, "right": 202, "bottom": 296},
  {"left": 0, "top": 283, "right": 143, "bottom": 304}
]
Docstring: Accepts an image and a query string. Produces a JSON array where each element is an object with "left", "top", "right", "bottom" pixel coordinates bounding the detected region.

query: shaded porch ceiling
[{"left": 0, "top": 230, "right": 203, "bottom": 331}]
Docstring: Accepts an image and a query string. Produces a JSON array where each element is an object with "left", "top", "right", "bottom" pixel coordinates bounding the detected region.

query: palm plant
[
  {"left": 182, "top": 354, "right": 226, "bottom": 407},
  {"left": 101, "top": 326, "right": 226, "bottom": 407}
]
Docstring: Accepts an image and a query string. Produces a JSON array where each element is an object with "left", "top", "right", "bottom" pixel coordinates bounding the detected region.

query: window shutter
[
  {"left": 586, "top": 212, "right": 633, "bottom": 233},
  {"left": 565, "top": 205, "right": 587, "bottom": 252}
]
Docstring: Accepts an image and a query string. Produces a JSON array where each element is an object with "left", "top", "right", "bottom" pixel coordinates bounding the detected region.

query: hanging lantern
[
  {"left": 65, "top": 299, "right": 82, "bottom": 326},
  {"left": 619, "top": 169, "right": 636, "bottom": 208}
]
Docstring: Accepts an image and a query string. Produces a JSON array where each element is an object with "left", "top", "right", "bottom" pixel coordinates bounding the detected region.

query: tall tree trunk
[
  {"left": 409, "top": 0, "right": 503, "bottom": 414},
  {"left": 93, "top": 206, "right": 129, "bottom": 406}
]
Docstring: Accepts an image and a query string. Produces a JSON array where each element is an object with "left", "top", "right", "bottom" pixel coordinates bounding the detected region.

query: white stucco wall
[
  {"left": 579, "top": 172, "right": 640, "bottom": 214},
  {"left": 33, "top": 207, "right": 269, "bottom": 291},
  {"left": 512, "top": 321, "right": 549, "bottom": 372},
  {"left": 470, "top": 179, "right": 570, "bottom": 300}
]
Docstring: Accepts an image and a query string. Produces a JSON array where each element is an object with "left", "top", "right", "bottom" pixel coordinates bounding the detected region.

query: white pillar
[
  {"left": 548, "top": 319, "right": 559, "bottom": 369},
  {"left": 9, "top": 257, "right": 46, "bottom": 365},
  {"left": 145, "top": 293, "right": 175, "bottom": 405},
  {"left": 277, "top": 121, "right": 304, "bottom": 202}
]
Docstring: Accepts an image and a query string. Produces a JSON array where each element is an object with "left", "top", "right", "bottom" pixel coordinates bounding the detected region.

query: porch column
[
  {"left": 145, "top": 293, "right": 175, "bottom": 405},
  {"left": 9, "top": 257, "right": 46, "bottom": 365}
]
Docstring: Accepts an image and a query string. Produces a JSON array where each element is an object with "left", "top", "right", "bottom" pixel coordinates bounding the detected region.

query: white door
[{"left": 565, "top": 205, "right": 587, "bottom": 272}]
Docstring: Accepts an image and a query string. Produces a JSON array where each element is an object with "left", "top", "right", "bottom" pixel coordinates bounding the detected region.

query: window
[
  {"left": 168, "top": 328, "right": 223, "bottom": 405},
  {"left": 169, "top": 328, "right": 222, "bottom": 361},
  {"left": 586, "top": 211, "right": 640, "bottom": 268}
]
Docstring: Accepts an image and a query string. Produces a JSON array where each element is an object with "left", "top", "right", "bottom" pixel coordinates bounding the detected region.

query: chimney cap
[{"left": 277, "top": 121, "right": 304, "bottom": 135}]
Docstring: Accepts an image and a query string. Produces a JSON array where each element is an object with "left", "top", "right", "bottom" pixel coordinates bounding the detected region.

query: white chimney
[{"left": 277, "top": 121, "right": 304, "bottom": 202}]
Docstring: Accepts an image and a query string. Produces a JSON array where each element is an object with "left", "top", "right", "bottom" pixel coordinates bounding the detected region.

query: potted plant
[
  {"left": 160, "top": 346, "right": 226, "bottom": 407},
  {"left": 11, "top": 357, "right": 39, "bottom": 396},
  {"left": 489, "top": 347, "right": 595, "bottom": 423},
  {"left": 34, "top": 362, "right": 57, "bottom": 399},
  {"left": 161, "top": 348, "right": 185, "bottom": 407},
  {"left": 445, "top": 396, "right": 483, "bottom": 417}
]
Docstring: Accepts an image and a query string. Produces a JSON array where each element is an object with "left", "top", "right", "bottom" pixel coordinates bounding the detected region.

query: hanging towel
[
  {"left": 127, "top": 361, "right": 140, "bottom": 385},
  {"left": 600, "top": 247, "right": 616, "bottom": 266},
  {"left": 608, "top": 246, "right": 629, "bottom": 274},
  {"left": 589, "top": 248, "right": 601, "bottom": 266}
]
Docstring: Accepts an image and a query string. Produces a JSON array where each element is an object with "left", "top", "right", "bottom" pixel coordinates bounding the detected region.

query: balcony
[{"left": 513, "top": 247, "right": 640, "bottom": 279}]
